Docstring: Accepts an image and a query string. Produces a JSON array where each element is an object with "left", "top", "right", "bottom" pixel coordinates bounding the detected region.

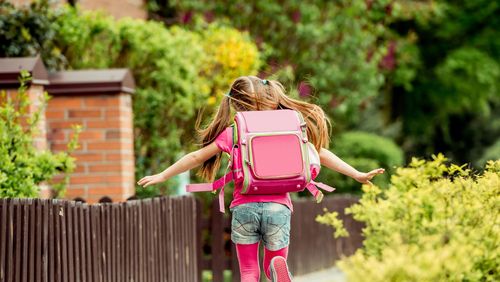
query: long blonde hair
[{"left": 197, "top": 76, "right": 331, "bottom": 181}]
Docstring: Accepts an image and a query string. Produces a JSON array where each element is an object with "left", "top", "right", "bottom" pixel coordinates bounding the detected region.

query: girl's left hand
[
  {"left": 354, "top": 168, "right": 385, "bottom": 185},
  {"left": 137, "top": 173, "right": 166, "bottom": 188}
]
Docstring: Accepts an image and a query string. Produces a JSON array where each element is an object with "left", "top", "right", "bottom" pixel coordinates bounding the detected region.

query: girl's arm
[
  {"left": 319, "top": 148, "right": 385, "bottom": 185},
  {"left": 137, "top": 142, "right": 222, "bottom": 188}
]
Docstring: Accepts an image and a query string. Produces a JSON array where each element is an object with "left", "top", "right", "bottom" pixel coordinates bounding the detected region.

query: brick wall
[
  {"left": 9, "top": 0, "right": 147, "bottom": 20},
  {"left": 46, "top": 94, "right": 135, "bottom": 202},
  {"left": 77, "top": 0, "right": 147, "bottom": 20}
]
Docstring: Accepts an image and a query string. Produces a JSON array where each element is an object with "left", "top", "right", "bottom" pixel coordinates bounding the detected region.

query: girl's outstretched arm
[
  {"left": 319, "top": 148, "right": 385, "bottom": 185},
  {"left": 137, "top": 142, "right": 221, "bottom": 188}
]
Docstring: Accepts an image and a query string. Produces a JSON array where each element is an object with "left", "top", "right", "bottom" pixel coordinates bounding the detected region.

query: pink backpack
[{"left": 187, "top": 109, "right": 335, "bottom": 212}]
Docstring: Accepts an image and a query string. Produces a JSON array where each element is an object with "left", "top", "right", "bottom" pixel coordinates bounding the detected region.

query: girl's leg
[
  {"left": 235, "top": 242, "right": 261, "bottom": 282},
  {"left": 263, "top": 246, "right": 289, "bottom": 280}
]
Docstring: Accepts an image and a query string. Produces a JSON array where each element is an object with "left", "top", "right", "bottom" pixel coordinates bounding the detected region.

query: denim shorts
[{"left": 230, "top": 202, "right": 291, "bottom": 251}]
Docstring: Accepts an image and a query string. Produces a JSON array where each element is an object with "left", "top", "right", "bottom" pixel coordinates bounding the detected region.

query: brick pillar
[{"left": 45, "top": 69, "right": 136, "bottom": 203}]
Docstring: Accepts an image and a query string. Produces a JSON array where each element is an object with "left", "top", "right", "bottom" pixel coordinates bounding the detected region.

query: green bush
[
  {"left": 0, "top": 71, "right": 80, "bottom": 198},
  {"left": 333, "top": 131, "right": 404, "bottom": 169},
  {"left": 476, "top": 139, "right": 500, "bottom": 167},
  {"left": 317, "top": 154, "right": 500, "bottom": 282},
  {"left": 0, "top": 1, "right": 65, "bottom": 70},
  {"left": 52, "top": 6, "right": 120, "bottom": 69},
  {"left": 51, "top": 5, "right": 261, "bottom": 197},
  {"left": 314, "top": 131, "right": 403, "bottom": 194}
]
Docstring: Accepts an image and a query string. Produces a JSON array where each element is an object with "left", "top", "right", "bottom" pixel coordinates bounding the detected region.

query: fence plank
[
  {"left": 131, "top": 201, "right": 138, "bottom": 281},
  {"left": 90, "top": 205, "right": 100, "bottom": 282},
  {"left": 83, "top": 205, "right": 92, "bottom": 282},
  {"left": 161, "top": 197, "right": 170, "bottom": 282},
  {"left": 167, "top": 197, "right": 174, "bottom": 282},
  {"left": 124, "top": 202, "right": 130, "bottom": 282},
  {"left": 41, "top": 200, "right": 49, "bottom": 282},
  {"left": 0, "top": 199, "right": 7, "bottom": 281},
  {"left": 152, "top": 198, "right": 159, "bottom": 282},
  {"left": 211, "top": 198, "right": 225, "bottom": 282},
  {"left": 6, "top": 199, "right": 14, "bottom": 282},
  {"left": 115, "top": 204, "right": 120, "bottom": 282},
  {"left": 20, "top": 199, "right": 29, "bottom": 282},
  {"left": 47, "top": 201, "right": 55, "bottom": 282},
  {"left": 196, "top": 199, "right": 203, "bottom": 282},
  {"left": 74, "top": 202, "right": 81, "bottom": 282},
  {"left": 145, "top": 199, "right": 152, "bottom": 282},
  {"left": 66, "top": 201, "right": 75, "bottom": 282},
  {"left": 28, "top": 200, "right": 36, "bottom": 282},
  {"left": 14, "top": 199, "right": 22, "bottom": 282},
  {"left": 231, "top": 238, "right": 240, "bottom": 282},
  {"left": 61, "top": 201, "right": 69, "bottom": 282}
]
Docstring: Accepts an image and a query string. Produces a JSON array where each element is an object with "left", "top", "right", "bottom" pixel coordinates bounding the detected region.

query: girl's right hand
[
  {"left": 354, "top": 168, "right": 385, "bottom": 185},
  {"left": 137, "top": 173, "right": 166, "bottom": 188}
]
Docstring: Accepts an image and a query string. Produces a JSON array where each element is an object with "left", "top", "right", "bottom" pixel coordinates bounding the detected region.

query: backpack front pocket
[{"left": 248, "top": 133, "right": 304, "bottom": 179}]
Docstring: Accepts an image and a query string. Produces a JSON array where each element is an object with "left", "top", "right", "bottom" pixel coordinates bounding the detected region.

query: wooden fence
[
  {"left": 0, "top": 195, "right": 362, "bottom": 282},
  {"left": 0, "top": 197, "right": 198, "bottom": 282}
]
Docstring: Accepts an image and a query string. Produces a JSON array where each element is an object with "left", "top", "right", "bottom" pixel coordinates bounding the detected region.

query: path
[{"left": 293, "top": 266, "right": 346, "bottom": 282}]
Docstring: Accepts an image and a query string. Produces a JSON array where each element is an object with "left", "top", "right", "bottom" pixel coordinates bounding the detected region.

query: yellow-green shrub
[
  {"left": 317, "top": 154, "right": 500, "bottom": 282},
  {"left": 199, "top": 24, "right": 261, "bottom": 105}
]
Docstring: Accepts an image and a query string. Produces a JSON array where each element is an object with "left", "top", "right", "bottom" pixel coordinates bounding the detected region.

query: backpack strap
[
  {"left": 305, "top": 181, "right": 336, "bottom": 203},
  {"left": 186, "top": 172, "right": 233, "bottom": 213},
  {"left": 186, "top": 130, "right": 237, "bottom": 213},
  {"left": 231, "top": 122, "right": 238, "bottom": 146}
]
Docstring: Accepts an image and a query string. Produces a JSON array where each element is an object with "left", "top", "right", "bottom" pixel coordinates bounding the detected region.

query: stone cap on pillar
[
  {"left": 0, "top": 55, "right": 49, "bottom": 87},
  {"left": 46, "top": 69, "right": 135, "bottom": 95},
  {"left": 0, "top": 56, "right": 135, "bottom": 94}
]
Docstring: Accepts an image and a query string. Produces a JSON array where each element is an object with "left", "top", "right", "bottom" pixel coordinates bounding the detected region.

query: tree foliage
[
  {"left": 150, "top": 0, "right": 500, "bottom": 166},
  {"left": 151, "top": 0, "right": 390, "bottom": 120}
]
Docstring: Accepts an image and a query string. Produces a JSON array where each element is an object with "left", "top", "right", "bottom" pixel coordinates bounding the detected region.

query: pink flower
[
  {"left": 379, "top": 41, "right": 396, "bottom": 71},
  {"left": 291, "top": 10, "right": 301, "bottom": 23},
  {"left": 180, "top": 11, "right": 193, "bottom": 24},
  {"left": 298, "top": 81, "right": 312, "bottom": 97},
  {"left": 204, "top": 11, "right": 215, "bottom": 23}
]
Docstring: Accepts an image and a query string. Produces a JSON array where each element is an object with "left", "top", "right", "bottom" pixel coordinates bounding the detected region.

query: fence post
[
  {"left": 196, "top": 199, "right": 203, "bottom": 282},
  {"left": 211, "top": 199, "right": 225, "bottom": 282}
]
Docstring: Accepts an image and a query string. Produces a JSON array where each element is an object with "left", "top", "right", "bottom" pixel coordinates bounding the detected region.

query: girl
[{"left": 137, "top": 76, "right": 385, "bottom": 282}]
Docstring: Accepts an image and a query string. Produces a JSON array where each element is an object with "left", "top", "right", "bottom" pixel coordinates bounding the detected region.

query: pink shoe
[{"left": 269, "top": 256, "right": 292, "bottom": 282}]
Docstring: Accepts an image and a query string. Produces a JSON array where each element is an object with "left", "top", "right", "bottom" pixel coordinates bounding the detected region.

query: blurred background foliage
[
  {"left": 0, "top": 0, "right": 499, "bottom": 197},
  {"left": 148, "top": 0, "right": 500, "bottom": 164}
]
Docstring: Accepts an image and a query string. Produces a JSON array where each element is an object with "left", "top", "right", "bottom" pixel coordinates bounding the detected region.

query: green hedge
[
  {"left": 476, "top": 139, "right": 500, "bottom": 167},
  {"left": 317, "top": 154, "right": 500, "bottom": 281},
  {"left": 314, "top": 131, "right": 403, "bottom": 194}
]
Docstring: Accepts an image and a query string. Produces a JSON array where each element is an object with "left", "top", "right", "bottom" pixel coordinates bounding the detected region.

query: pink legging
[{"left": 236, "top": 242, "right": 289, "bottom": 282}]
